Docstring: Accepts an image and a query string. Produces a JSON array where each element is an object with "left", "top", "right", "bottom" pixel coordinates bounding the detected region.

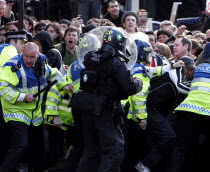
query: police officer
[
  {"left": 35, "top": 79, "right": 74, "bottom": 172},
  {"left": 121, "top": 39, "right": 186, "bottom": 172},
  {"left": 0, "top": 30, "right": 29, "bottom": 67},
  {"left": 72, "top": 27, "right": 142, "bottom": 172},
  {"left": 0, "top": 31, "right": 28, "bottom": 165},
  {"left": 63, "top": 33, "right": 101, "bottom": 172},
  {"left": 0, "top": 42, "right": 73, "bottom": 172},
  {"left": 171, "top": 43, "right": 210, "bottom": 172}
]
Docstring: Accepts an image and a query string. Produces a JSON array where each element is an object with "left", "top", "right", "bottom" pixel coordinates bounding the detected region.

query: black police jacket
[{"left": 81, "top": 50, "right": 142, "bottom": 101}]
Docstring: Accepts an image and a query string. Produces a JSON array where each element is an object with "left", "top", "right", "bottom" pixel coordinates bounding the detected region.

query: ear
[
  {"left": 190, "top": 48, "right": 196, "bottom": 54},
  {"left": 10, "top": 39, "right": 15, "bottom": 45},
  {"left": 29, "top": 25, "right": 32, "bottom": 30},
  {"left": 107, "top": 6, "right": 110, "bottom": 12},
  {"left": 184, "top": 44, "right": 188, "bottom": 50},
  {"left": 123, "top": 23, "right": 125, "bottom": 28}
]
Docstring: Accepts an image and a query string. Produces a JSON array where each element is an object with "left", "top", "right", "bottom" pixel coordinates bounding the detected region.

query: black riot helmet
[{"left": 102, "top": 27, "right": 127, "bottom": 52}]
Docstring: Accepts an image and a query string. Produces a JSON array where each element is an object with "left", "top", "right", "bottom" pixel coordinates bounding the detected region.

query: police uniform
[
  {"left": 0, "top": 53, "right": 68, "bottom": 172},
  {"left": 172, "top": 44, "right": 210, "bottom": 172},
  {"left": 121, "top": 40, "right": 179, "bottom": 172},
  {"left": 34, "top": 81, "right": 74, "bottom": 171},
  {"left": 74, "top": 28, "right": 142, "bottom": 172},
  {"left": 63, "top": 59, "right": 84, "bottom": 172},
  {"left": 0, "top": 31, "right": 29, "bottom": 67}
]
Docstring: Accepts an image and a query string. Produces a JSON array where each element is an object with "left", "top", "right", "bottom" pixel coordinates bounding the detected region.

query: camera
[
  {"left": 26, "top": 0, "right": 40, "bottom": 7},
  {"left": 30, "top": 0, "right": 40, "bottom": 7}
]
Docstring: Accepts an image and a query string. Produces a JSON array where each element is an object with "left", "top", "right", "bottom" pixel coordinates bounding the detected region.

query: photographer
[{"left": 0, "top": 0, "right": 15, "bottom": 26}]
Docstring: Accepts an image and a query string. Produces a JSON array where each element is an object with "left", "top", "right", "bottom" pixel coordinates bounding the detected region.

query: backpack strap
[{"left": 60, "top": 42, "right": 66, "bottom": 59}]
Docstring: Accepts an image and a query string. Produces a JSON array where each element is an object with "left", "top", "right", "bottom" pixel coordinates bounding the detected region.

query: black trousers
[
  {"left": 77, "top": 104, "right": 124, "bottom": 172},
  {"left": 0, "top": 124, "right": 10, "bottom": 164},
  {"left": 0, "top": 103, "right": 10, "bottom": 164},
  {"left": 64, "top": 110, "right": 84, "bottom": 172},
  {"left": 142, "top": 108, "right": 176, "bottom": 169},
  {"left": 121, "top": 120, "right": 151, "bottom": 172},
  {"left": 169, "top": 111, "right": 210, "bottom": 172},
  {"left": 35, "top": 125, "right": 65, "bottom": 172},
  {"left": 0, "top": 121, "right": 29, "bottom": 172},
  {"left": 0, "top": 121, "right": 43, "bottom": 172}
]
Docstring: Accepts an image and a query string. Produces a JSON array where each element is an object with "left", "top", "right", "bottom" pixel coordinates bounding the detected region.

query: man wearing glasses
[{"left": 137, "top": 9, "right": 148, "bottom": 26}]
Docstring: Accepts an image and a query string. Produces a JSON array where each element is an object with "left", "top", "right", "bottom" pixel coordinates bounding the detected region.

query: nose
[{"left": 26, "top": 57, "right": 31, "bottom": 63}]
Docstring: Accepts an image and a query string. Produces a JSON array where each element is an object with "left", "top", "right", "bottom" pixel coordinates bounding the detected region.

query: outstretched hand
[
  {"left": 63, "top": 85, "right": 74, "bottom": 92},
  {"left": 173, "top": 60, "right": 185, "bottom": 68}
]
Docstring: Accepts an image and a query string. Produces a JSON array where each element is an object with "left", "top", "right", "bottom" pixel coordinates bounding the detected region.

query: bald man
[{"left": 0, "top": 42, "right": 73, "bottom": 172}]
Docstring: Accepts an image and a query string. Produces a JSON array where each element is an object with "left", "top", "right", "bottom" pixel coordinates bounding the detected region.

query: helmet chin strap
[{"left": 116, "top": 50, "right": 129, "bottom": 63}]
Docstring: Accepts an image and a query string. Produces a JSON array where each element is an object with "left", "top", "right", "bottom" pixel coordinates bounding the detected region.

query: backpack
[{"left": 147, "top": 72, "right": 178, "bottom": 116}]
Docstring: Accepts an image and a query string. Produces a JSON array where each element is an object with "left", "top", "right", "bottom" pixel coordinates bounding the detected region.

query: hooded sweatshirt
[{"left": 34, "top": 31, "right": 62, "bottom": 70}]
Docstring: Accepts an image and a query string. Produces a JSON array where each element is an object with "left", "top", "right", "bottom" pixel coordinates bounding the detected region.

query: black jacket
[
  {"left": 147, "top": 67, "right": 191, "bottom": 116},
  {"left": 103, "top": 9, "right": 126, "bottom": 27},
  {"left": 33, "top": 31, "right": 62, "bottom": 70},
  {"left": 82, "top": 50, "right": 142, "bottom": 101}
]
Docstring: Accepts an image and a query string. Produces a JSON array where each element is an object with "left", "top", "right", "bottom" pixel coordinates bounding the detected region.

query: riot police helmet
[
  {"left": 102, "top": 27, "right": 127, "bottom": 52},
  {"left": 135, "top": 39, "right": 152, "bottom": 63}
]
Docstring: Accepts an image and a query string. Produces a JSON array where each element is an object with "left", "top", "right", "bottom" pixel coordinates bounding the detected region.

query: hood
[{"left": 33, "top": 31, "right": 54, "bottom": 54}]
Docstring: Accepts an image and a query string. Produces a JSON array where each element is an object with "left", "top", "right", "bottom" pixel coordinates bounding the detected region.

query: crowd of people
[{"left": 0, "top": 0, "right": 210, "bottom": 172}]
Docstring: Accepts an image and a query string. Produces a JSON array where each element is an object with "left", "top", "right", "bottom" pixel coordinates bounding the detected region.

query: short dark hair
[
  {"left": 157, "top": 29, "right": 172, "bottom": 39},
  {"left": 191, "top": 39, "right": 200, "bottom": 50},
  {"left": 107, "top": 0, "right": 118, "bottom": 8},
  {"left": 64, "top": 26, "right": 80, "bottom": 38},
  {"left": 121, "top": 11, "right": 140, "bottom": 27},
  {"left": 145, "top": 31, "right": 156, "bottom": 42},
  {"left": 34, "top": 21, "right": 47, "bottom": 32},
  {"left": 176, "top": 35, "right": 192, "bottom": 52}
]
